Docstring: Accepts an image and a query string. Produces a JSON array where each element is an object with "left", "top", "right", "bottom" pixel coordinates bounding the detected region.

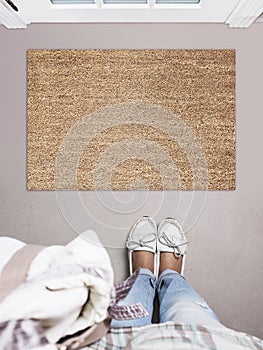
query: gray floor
[{"left": 0, "top": 23, "right": 263, "bottom": 339}]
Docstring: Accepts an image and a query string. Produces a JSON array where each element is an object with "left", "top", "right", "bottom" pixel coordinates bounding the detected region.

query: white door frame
[{"left": 1, "top": 0, "right": 262, "bottom": 28}]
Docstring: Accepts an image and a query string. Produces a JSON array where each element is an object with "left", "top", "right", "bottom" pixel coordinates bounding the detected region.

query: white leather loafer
[
  {"left": 157, "top": 218, "right": 188, "bottom": 276},
  {"left": 126, "top": 216, "right": 157, "bottom": 276}
]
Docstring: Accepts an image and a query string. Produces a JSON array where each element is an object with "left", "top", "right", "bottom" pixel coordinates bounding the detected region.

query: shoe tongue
[{"left": 164, "top": 223, "right": 180, "bottom": 236}]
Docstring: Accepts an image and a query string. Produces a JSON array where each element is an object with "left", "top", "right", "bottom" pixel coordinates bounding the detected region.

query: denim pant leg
[
  {"left": 110, "top": 268, "right": 156, "bottom": 328},
  {"left": 157, "top": 269, "right": 224, "bottom": 328}
]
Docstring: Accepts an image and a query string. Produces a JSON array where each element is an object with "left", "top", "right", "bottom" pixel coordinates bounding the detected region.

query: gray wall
[{"left": 0, "top": 23, "right": 263, "bottom": 338}]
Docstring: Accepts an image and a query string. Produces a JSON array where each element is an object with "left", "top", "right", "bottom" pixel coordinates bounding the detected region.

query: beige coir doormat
[{"left": 27, "top": 50, "right": 235, "bottom": 191}]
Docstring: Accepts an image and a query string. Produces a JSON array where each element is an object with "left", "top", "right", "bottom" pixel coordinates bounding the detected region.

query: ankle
[
  {"left": 159, "top": 252, "right": 182, "bottom": 275},
  {"left": 132, "top": 251, "right": 154, "bottom": 274}
]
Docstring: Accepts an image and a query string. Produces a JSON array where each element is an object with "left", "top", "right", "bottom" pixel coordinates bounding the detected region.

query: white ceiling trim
[
  {"left": 225, "top": 0, "right": 263, "bottom": 28},
  {"left": 0, "top": 0, "right": 27, "bottom": 28}
]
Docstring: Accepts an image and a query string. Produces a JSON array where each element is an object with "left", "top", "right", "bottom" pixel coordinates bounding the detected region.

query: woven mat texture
[{"left": 27, "top": 50, "right": 235, "bottom": 191}]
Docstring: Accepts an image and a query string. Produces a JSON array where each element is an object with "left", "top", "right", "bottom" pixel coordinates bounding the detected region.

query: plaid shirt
[
  {"left": 1, "top": 268, "right": 262, "bottom": 350},
  {"left": 0, "top": 319, "right": 50, "bottom": 350},
  {"left": 1, "top": 319, "right": 262, "bottom": 350},
  {"left": 86, "top": 322, "right": 263, "bottom": 350},
  {"left": 109, "top": 270, "right": 148, "bottom": 321}
]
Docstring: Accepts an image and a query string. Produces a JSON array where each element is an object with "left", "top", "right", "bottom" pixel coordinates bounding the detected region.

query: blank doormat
[{"left": 27, "top": 50, "right": 235, "bottom": 191}]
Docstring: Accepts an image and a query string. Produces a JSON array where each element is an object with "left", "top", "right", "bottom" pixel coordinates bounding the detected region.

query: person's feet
[
  {"left": 132, "top": 251, "right": 155, "bottom": 274},
  {"left": 127, "top": 217, "right": 187, "bottom": 277},
  {"left": 132, "top": 251, "right": 182, "bottom": 275},
  {"left": 126, "top": 216, "right": 157, "bottom": 276},
  {"left": 157, "top": 218, "right": 188, "bottom": 276}
]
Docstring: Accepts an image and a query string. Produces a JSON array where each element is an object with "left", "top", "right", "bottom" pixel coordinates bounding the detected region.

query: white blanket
[{"left": 0, "top": 230, "right": 114, "bottom": 344}]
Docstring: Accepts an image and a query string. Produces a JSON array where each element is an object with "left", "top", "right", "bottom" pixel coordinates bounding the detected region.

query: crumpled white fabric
[{"left": 0, "top": 230, "right": 114, "bottom": 343}]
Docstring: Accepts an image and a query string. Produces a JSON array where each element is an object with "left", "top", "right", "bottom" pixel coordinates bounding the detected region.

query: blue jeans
[{"left": 111, "top": 268, "right": 223, "bottom": 328}]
